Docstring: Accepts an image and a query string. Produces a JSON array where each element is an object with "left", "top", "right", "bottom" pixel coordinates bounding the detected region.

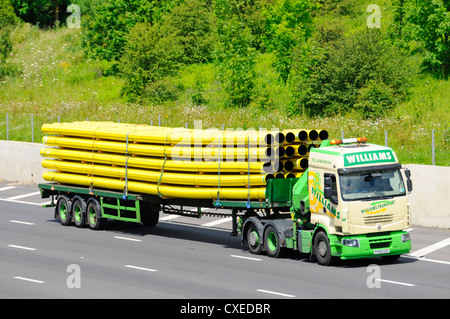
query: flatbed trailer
[{"left": 39, "top": 177, "right": 298, "bottom": 235}]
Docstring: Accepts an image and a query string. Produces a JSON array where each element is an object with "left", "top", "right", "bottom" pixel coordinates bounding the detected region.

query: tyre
[
  {"left": 86, "top": 199, "right": 106, "bottom": 230},
  {"left": 140, "top": 204, "right": 160, "bottom": 226},
  {"left": 72, "top": 197, "right": 86, "bottom": 228},
  {"left": 246, "top": 222, "right": 262, "bottom": 255},
  {"left": 56, "top": 196, "right": 72, "bottom": 226},
  {"left": 264, "top": 225, "right": 284, "bottom": 258},
  {"left": 314, "top": 231, "right": 336, "bottom": 266}
]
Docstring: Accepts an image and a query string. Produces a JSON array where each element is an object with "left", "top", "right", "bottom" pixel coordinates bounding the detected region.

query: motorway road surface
[{"left": 1, "top": 181, "right": 450, "bottom": 300}]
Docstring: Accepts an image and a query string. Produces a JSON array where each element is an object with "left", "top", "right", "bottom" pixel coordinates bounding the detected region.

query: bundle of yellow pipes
[{"left": 40, "top": 121, "right": 328, "bottom": 200}]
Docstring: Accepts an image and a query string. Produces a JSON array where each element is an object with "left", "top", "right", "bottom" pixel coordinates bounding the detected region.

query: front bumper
[{"left": 331, "top": 230, "right": 411, "bottom": 260}]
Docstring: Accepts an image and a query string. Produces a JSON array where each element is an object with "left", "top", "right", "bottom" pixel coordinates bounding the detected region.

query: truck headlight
[
  {"left": 342, "top": 238, "right": 360, "bottom": 247},
  {"left": 401, "top": 233, "right": 411, "bottom": 243}
]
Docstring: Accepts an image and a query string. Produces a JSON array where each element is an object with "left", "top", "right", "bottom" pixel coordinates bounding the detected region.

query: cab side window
[{"left": 324, "top": 173, "right": 338, "bottom": 204}]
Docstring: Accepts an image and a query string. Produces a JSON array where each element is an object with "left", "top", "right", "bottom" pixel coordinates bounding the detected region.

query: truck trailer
[{"left": 38, "top": 123, "right": 412, "bottom": 266}]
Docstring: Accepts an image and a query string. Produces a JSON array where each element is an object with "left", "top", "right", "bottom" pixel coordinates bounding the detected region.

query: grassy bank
[{"left": 0, "top": 25, "right": 448, "bottom": 166}]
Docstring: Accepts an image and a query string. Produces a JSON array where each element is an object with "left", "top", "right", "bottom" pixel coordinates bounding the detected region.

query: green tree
[
  {"left": 119, "top": 0, "right": 217, "bottom": 102},
  {"left": 120, "top": 22, "right": 184, "bottom": 101},
  {"left": 215, "top": 18, "right": 256, "bottom": 107},
  {"left": 160, "top": 0, "right": 217, "bottom": 64},
  {"left": 10, "top": 0, "right": 70, "bottom": 27},
  {"left": 0, "top": 0, "right": 18, "bottom": 78},
  {"left": 0, "top": 0, "right": 18, "bottom": 26},
  {"left": 405, "top": 0, "right": 450, "bottom": 79},
  {"left": 261, "top": 0, "right": 315, "bottom": 82},
  {"left": 213, "top": 0, "right": 257, "bottom": 107},
  {"left": 82, "top": 0, "right": 156, "bottom": 67},
  {"left": 291, "top": 29, "right": 414, "bottom": 117}
]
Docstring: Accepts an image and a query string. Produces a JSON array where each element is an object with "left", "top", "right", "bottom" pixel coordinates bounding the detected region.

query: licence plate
[{"left": 374, "top": 249, "right": 390, "bottom": 255}]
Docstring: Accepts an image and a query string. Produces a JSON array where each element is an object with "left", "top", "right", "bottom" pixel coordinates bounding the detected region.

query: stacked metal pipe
[{"left": 40, "top": 121, "right": 327, "bottom": 201}]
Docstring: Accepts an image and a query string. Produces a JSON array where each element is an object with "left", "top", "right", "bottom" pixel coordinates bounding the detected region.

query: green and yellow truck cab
[{"left": 240, "top": 137, "right": 412, "bottom": 266}]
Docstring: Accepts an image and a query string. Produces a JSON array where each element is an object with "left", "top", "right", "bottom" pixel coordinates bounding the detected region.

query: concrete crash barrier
[{"left": 404, "top": 164, "right": 450, "bottom": 229}]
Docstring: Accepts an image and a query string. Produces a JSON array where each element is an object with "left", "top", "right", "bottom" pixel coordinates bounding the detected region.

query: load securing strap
[
  {"left": 157, "top": 132, "right": 170, "bottom": 197},
  {"left": 123, "top": 130, "right": 132, "bottom": 200}
]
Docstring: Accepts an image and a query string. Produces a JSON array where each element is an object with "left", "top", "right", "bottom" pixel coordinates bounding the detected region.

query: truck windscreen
[{"left": 339, "top": 169, "right": 406, "bottom": 201}]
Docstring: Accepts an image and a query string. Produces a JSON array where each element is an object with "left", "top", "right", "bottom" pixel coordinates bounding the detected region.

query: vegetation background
[{"left": 0, "top": 0, "right": 448, "bottom": 165}]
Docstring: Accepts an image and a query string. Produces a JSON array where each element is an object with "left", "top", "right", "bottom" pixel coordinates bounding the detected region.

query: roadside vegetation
[{"left": 0, "top": 0, "right": 448, "bottom": 165}]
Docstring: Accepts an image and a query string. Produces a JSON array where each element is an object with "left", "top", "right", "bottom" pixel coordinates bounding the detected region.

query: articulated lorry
[{"left": 38, "top": 123, "right": 412, "bottom": 266}]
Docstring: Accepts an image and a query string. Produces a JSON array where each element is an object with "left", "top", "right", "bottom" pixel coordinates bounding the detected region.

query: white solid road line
[
  {"left": 13, "top": 276, "right": 45, "bottom": 284},
  {"left": 7, "top": 191, "right": 41, "bottom": 200},
  {"left": 0, "top": 186, "right": 16, "bottom": 192},
  {"left": 125, "top": 265, "right": 158, "bottom": 272},
  {"left": 114, "top": 236, "right": 142, "bottom": 242},
  {"left": 230, "top": 254, "right": 262, "bottom": 261},
  {"left": 408, "top": 237, "right": 450, "bottom": 258},
  {"left": 404, "top": 255, "right": 450, "bottom": 265},
  {"left": 8, "top": 244, "right": 36, "bottom": 251},
  {"left": 377, "top": 279, "right": 416, "bottom": 287},
  {"left": 256, "top": 289, "right": 296, "bottom": 298},
  {"left": 202, "top": 217, "right": 232, "bottom": 227},
  {"left": 0, "top": 197, "right": 43, "bottom": 206},
  {"left": 9, "top": 220, "right": 35, "bottom": 225},
  {"left": 160, "top": 215, "right": 180, "bottom": 221}
]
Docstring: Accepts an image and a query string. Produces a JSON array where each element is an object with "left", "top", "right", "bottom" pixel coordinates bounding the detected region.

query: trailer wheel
[
  {"left": 141, "top": 204, "right": 160, "bottom": 226},
  {"left": 246, "top": 222, "right": 262, "bottom": 255},
  {"left": 72, "top": 197, "right": 86, "bottom": 228},
  {"left": 264, "top": 225, "right": 284, "bottom": 258},
  {"left": 314, "top": 231, "right": 335, "bottom": 266},
  {"left": 87, "top": 199, "right": 106, "bottom": 230},
  {"left": 56, "top": 196, "right": 72, "bottom": 226}
]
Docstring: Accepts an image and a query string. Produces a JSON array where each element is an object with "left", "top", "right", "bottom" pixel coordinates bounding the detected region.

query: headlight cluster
[
  {"left": 342, "top": 238, "right": 360, "bottom": 247},
  {"left": 401, "top": 232, "right": 411, "bottom": 243}
]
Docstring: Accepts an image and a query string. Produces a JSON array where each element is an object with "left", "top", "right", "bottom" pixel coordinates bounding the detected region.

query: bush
[
  {"left": 82, "top": 0, "right": 154, "bottom": 66},
  {"left": 354, "top": 80, "right": 397, "bottom": 119},
  {"left": 291, "top": 29, "right": 415, "bottom": 117},
  {"left": 119, "top": 22, "right": 183, "bottom": 101},
  {"left": 10, "top": 0, "right": 70, "bottom": 27},
  {"left": 160, "top": 0, "right": 216, "bottom": 65},
  {"left": 141, "top": 78, "right": 180, "bottom": 104},
  {"left": 0, "top": 0, "right": 18, "bottom": 78}
]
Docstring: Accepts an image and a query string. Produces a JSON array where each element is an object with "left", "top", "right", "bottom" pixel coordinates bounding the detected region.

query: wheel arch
[
  {"left": 242, "top": 217, "right": 264, "bottom": 246},
  {"left": 263, "top": 219, "right": 294, "bottom": 248}
]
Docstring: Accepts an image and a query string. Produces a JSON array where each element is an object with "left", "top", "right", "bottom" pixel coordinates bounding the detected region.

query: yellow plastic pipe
[
  {"left": 294, "top": 157, "right": 309, "bottom": 170},
  {"left": 42, "top": 135, "right": 271, "bottom": 161},
  {"left": 42, "top": 171, "right": 266, "bottom": 200},
  {"left": 40, "top": 148, "right": 266, "bottom": 173},
  {"left": 42, "top": 122, "right": 274, "bottom": 146},
  {"left": 41, "top": 159, "right": 270, "bottom": 187}
]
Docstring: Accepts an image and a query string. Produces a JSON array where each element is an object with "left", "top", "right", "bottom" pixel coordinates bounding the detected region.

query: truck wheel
[
  {"left": 87, "top": 200, "right": 106, "bottom": 230},
  {"left": 314, "top": 231, "right": 335, "bottom": 266},
  {"left": 57, "top": 196, "right": 72, "bottom": 226},
  {"left": 264, "top": 225, "right": 284, "bottom": 258},
  {"left": 141, "top": 204, "right": 160, "bottom": 226},
  {"left": 72, "top": 197, "right": 86, "bottom": 228},
  {"left": 246, "top": 222, "right": 262, "bottom": 255}
]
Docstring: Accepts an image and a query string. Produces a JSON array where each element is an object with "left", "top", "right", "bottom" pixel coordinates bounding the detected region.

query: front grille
[
  {"left": 364, "top": 214, "right": 394, "bottom": 225},
  {"left": 369, "top": 237, "right": 392, "bottom": 249}
]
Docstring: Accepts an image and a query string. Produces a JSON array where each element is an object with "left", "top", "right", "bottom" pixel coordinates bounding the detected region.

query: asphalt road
[{"left": 1, "top": 181, "right": 450, "bottom": 302}]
